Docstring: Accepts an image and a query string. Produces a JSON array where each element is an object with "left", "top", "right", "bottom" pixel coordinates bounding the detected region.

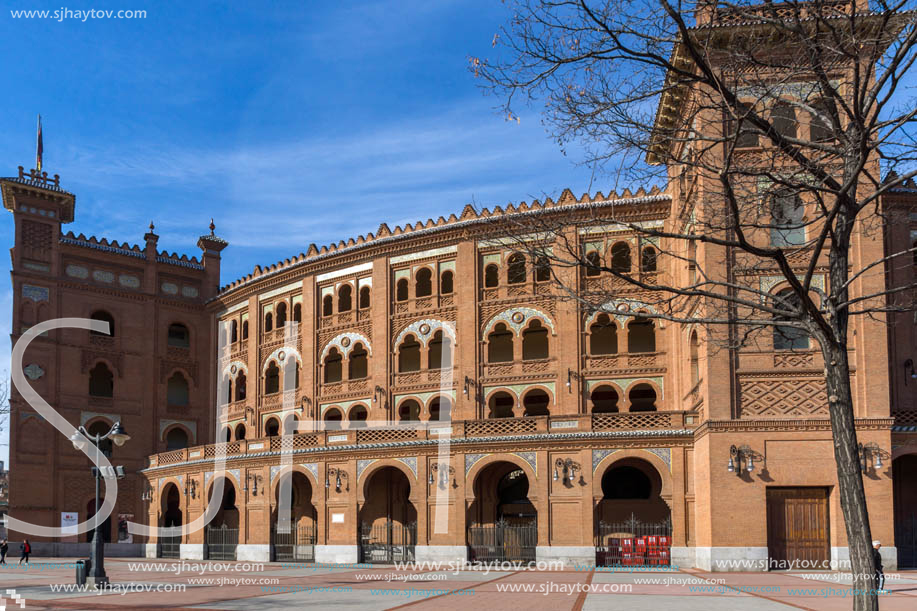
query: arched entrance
[
  {"left": 893, "top": 454, "right": 917, "bottom": 568},
  {"left": 359, "top": 467, "right": 417, "bottom": 563},
  {"left": 85, "top": 497, "right": 112, "bottom": 543},
  {"left": 205, "top": 477, "right": 239, "bottom": 560},
  {"left": 595, "top": 458, "right": 672, "bottom": 567},
  {"left": 468, "top": 461, "right": 537, "bottom": 562},
  {"left": 159, "top": 482, "right": 182, "bottom": 558},
  {"left": 271, "top": 471, "right": 317, "bottom": 562}
]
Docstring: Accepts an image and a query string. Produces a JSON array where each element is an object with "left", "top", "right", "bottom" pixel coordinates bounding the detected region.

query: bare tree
[{"left": 473, "top": 1, "right": 917, "bottom": 609}]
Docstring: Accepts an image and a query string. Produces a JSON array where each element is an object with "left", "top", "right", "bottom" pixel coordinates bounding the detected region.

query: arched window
[
  {"left": 348, "top": 342, "right": 368, "bottom": 379},
  {"left": 641, "top": 246, "right": 657, "bottom": 272},
  {"left": 398, "top": 399, "right": 420, "bottom": 422},
  {"left": 521, "top": 319, "right": 549, "bottom": 360},
  {"left": 264, "top": 312, "right": 273, "bottom": 332},
  {"left": 283, "top": 414, "right": 299, "bottom": 435},
  {"left": 241, "top": 319, "right": 249, "bottom": 340},
  {"left": 507, "top": 253, "right": 526, "bottom": 284},
  {"left": 234, "top": 423, "right": 246, "bottom": 441},
  {"left": 168, "top": 323, "right": 190, "bottom": 348},
  {"left": 324, "top": 408, "right": 343, "bottom": 430},
  {"left": 396, "top": 278, "right": 409, "bottom": 302},
  {"left": 522, "top": 389, "right": 550, "bottom": 416},
  {"left": 629, "top": 384, "right": 657, "bottom": 412},
  {"left": 585, "top": 251, "right": 601, "bottom": 277},
  {"left": 166, "top": 427, "right": 189, "bottom": 450},
  {"left": 167, "top": 372, "right": 190, "bottom": 406},
  {"left": 810, "top": 98, "right": 833, "bottom": 142},
  {"left": 487, "top": 323, "right": 514, "bottom": 363},
  {"left": 324, "top": 348, "right": 343, "bottom": 383},
  {"left": 770, "top": 188, "right": 805, "bottom": 246},
  {"left": 235, "top": 372, "right": 247, "bottom": 401},
  {"left": 348, "top": 405, "right": 368, "bottom": 428},
  {"left": 223, "top": 375, "right": 233, "bottom": 404},
  {"left": 276, "top": 302, "right": 287, "bottom": 327},
  {"left": 591, "top": 385, "right": 619, "bottom": 413},
  {"left": 488, "top": 391, "right": 514, "bottom": 418},
  {"left": 89, "top": 362, "right": 114, "bottom": 397},
  {"left": 611, "top": 242, "right": 631, "bottom": 273},
  {"left": 264, "top": 361, "right": 280, "bottom": 394},
  {"left": 398, "top": 334, "right": 421, "bottom": 372},
  {"left": 338, "top": 285, "right": 352, "bottom": 312},
  {"left": 535, "top": 256, "right": 551, "bottom": 282},
  {"left": 90, "top": 310, "right": 115, "bottom": 336},
  {"left": 688, "top": 239, "right": 697, "bottom": 284},
  {"left": 230, "top": 320, "right": 238, "bottom": 343},
  {"left": 627, "top": 317, "right": 656, "bottom": 353},
  {"left": 690, "top": 331, "right": 700, "bottom": 385},
  {"left": 359, "top": 286, "right": 371, "bottom": 309},
  {"left": 773, "top": 289, "right": 809, "bottom": 350},
  {"left": 484, "top": 264, "right": 499, "bottom": 288},
  {"left": 293, "top": 303, "right": 302, "bottom": 323},
  {"left": 440, "top": 270, "right": 454, "bottom": 294},
  {"left": 221, "top": 426, "right": 231, "bottom": 443},
  {"left": 429, "top": 397, "right": 451, "bottom": 421},
  {"left": 428, "top": 330, "right": 452, "bottom": 369},
  {"left": 265, "top": 418, "right": 280, "bottom": 437},
  {"left": 773, "top": 100, "right": 797, "bottom": 139},
  {"left": 415, "top": 268, "right": 433, "bottom": 297},
  {"left": 322, "top": 295, "right": 333, "bottom": 316},
  {"left": 590, "top": 313, "right": 618, "bottom": 354},
  {"left": 87, "top": 421, "right": 114, "bottom": 458},
  {"left": 283, "top": 359, "right": 299, "bottom": 391}
]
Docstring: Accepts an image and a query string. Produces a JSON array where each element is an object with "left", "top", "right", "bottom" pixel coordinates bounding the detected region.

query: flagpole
[{"left": 36, "top": 114, "right": 43, "bottom": 173}]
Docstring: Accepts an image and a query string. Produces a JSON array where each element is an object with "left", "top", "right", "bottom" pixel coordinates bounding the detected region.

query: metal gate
[
  {"left": 595, "top": 515, "right": 672, "bottom": 567},
  {"left": 160, "top": 535, "right": 181, "bottom": 559},
  {"left": 206, "top": 525, "right": 238, "bottom": 561},
  {"left": 359, "top": 521, "right": 416, "bottom": 563},
  {"left": 468, "top": 520, "right": 537, "bottom": 563},
  {"left": 895, "top": 512, "right": 917, "bottom": 569},
  {"left": 272, "top": 524, "right": 316, "bottom": 562}
]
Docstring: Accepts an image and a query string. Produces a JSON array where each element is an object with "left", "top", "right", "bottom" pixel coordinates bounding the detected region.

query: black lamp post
[{"left": 70, "top": 421, "right": 130, "bottom": 588}]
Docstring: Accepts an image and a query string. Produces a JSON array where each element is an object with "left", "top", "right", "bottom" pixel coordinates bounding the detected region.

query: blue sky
[{"left": 0, "top": 1, "right": 605, "bottom": 462}]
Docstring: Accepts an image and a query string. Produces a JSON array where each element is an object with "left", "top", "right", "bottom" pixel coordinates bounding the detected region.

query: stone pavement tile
[
  {"left": 581, "top": 594, "right": 787, "bottom": 611},
  {"left": 190, "top": 589, "right": 395, "bottom": 610}
]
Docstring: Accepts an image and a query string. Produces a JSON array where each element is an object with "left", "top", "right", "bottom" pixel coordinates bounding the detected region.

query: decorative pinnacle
[
  {"left": 209, "top": 218, "right": 215, "bottom": 235},
  {"left": 149, "top": 220, "right": 155, "bottom": 232}
]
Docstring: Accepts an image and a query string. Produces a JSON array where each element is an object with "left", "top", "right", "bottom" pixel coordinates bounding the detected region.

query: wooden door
[{"left": 766, "top": 487, "right": 829, "bottom": 568}]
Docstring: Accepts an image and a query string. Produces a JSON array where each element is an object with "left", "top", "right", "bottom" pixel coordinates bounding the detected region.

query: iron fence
[
  {"left": 206, "top": 525, "right": 239, "bottom": 561},
  {"left": 272, "top": 523, "right": 316, "bottom": 562},
  {"left": 595, "top": 514, "right": 672, "bottom": 567},
  {"left": 468, "top": 520, "right": 537, "bottom": 563},
  {"left": 896, "top": 512, "right": 916, "bottom": 569},
  {"left": 160, "top": 534, "right": 181, "bottom": 559},
  {"left": 359, "top": 520, "right": 416, "bottom": 563}
]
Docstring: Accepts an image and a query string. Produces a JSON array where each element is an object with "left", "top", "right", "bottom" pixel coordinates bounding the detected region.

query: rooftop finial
[
  {"left": 209, "top": 218, "right": 215, "bottom": 235},
  {"left": 149, "top": 220, "right": 155, "bottom": 232}
]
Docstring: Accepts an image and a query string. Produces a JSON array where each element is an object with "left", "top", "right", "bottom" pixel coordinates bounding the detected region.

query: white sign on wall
[{"left": 61, "top": 512, "right": 78, "bottom": 536}]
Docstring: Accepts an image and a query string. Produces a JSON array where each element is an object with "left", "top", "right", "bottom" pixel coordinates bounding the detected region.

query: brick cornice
[{"left": 693, "top": 417, "right": 895, "bottom": 439}]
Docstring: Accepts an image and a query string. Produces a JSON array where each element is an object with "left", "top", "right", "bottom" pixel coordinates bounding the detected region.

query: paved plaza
[{"left": 0, "top": 558, "right": 913, "bottom": 610}]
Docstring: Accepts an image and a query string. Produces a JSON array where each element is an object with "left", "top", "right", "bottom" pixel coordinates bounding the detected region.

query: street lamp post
[{"left": 70, "top": 421, "right": 130, "bottom": 588}]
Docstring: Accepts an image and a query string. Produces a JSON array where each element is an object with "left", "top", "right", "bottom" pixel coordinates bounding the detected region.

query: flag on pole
[{"left": 36, "top": 115, "right": 43, "bottom": 172}]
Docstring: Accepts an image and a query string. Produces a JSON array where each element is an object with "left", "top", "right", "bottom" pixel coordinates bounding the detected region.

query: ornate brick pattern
[{"left": 739, "top": 378, "right": 829, "bottom": 417}]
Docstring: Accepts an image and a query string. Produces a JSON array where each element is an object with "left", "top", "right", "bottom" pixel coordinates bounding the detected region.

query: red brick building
[{"left": 3, "top": 5, "right": 917, "bottom": 570}]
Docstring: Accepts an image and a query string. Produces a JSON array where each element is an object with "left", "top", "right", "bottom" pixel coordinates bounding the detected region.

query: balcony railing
[
  {"left": 148, "top": 411, "right": 698, "bottom": 468},
  {"left": 482, "top": 358, "right": 555, "bottom": 379},
  {"left": 584, "top": 352, "right": 665, "bottom": 370}
]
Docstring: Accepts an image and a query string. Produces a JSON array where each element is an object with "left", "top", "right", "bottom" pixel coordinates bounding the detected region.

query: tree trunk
[{"left": 822, "top": 340, "right": 877, "bottom": 611}]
